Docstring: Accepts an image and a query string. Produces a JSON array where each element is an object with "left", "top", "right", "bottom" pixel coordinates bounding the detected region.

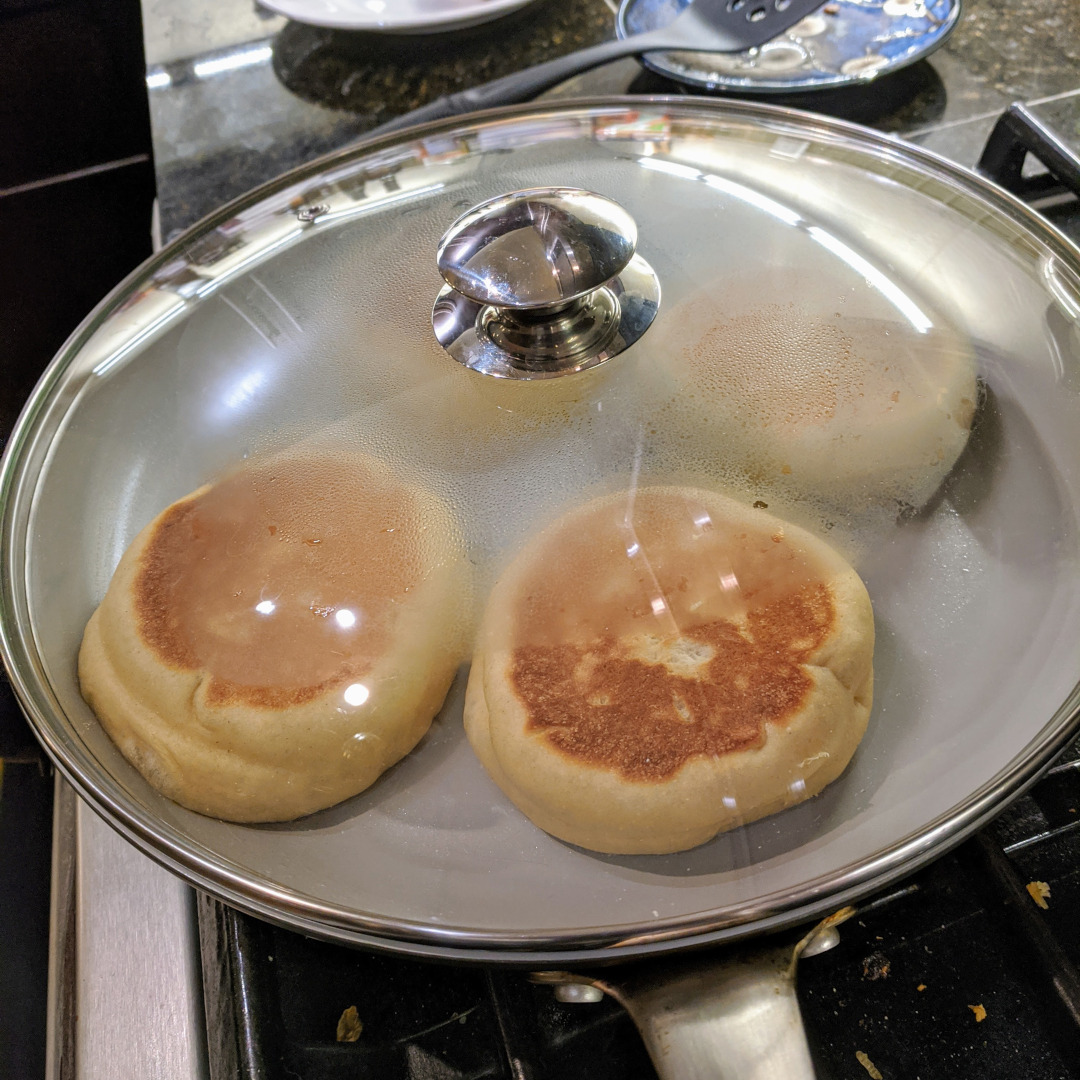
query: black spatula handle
[
  {"left": 371, "top": 36, "right": 664, "bottom": 136},
  {"left": 369, "top": 0, "right": 823, "bottom": 137}
]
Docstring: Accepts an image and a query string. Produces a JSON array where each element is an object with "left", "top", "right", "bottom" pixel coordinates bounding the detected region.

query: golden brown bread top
[
  {"left": 511, "top": 584, "right": 834, "bottom": 782},
  {"left": 134, "top": 457, "right": 425, "bottom": 708},
  {"left": 498, "top": 491, "right": 842, "bottom": 781}
]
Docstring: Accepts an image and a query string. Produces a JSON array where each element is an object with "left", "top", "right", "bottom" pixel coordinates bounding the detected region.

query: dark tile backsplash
[{"left": 0, "top": 0, "right": 152, "bottom": 190}]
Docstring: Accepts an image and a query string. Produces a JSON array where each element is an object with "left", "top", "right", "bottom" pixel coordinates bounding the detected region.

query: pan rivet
[
  {"left": 801, "top": 925, "right": 842, "bottom": 957},
  {"left": 297, "top": 203, "right": 331, "bottom": 223},
  {"left": 554, "top": 984, "right": 605, "bottom": 1004}
]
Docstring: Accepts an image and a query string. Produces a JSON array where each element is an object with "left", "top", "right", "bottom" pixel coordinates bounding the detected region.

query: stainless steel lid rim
[
  {"left": 4, "top": 96, "right": 1080, "bottom": 958},
  {"left": 17, "top": 667, "right": 1080, "bottom": 958}
]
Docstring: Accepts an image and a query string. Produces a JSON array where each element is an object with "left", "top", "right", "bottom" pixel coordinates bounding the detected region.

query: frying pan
[{"left": 4, "top": 99, "right": 1080, "bottom": 1077}]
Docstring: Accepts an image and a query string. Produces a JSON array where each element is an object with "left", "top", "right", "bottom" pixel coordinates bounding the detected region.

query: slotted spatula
[{"left": 374, "top": 0, "right": 826, "bottom": 135}]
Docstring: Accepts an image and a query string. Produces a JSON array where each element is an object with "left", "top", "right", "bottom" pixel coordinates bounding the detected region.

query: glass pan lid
[{"left": 4, "top": 99, "right": 1080, "bottom": 959}]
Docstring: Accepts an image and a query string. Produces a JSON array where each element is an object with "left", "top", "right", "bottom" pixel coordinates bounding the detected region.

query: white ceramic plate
[{"left": 256, "top": 0, "right": 539, "bottom": 33}]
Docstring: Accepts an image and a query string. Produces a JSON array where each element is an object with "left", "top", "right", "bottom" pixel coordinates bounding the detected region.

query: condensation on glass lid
[
  {"left": 642, "top": 254, "right": 977, "bottom": 526},
  {"left": 6, "top": 96, "right": 1080, "bottom": 956}
]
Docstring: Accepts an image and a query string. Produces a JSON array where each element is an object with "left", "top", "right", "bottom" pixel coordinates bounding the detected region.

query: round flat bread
[
  {"left": 464, "top": 487, "right": 874, "bottom": 854},
  {"left": 79, "top": 452, "right": 469, "bottom": 822},
  {"left": 650, "top": 279, "right": 977, "bottom": 515}
]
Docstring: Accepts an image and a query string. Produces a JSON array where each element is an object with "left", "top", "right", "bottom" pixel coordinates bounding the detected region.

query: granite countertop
[{"left": 141, "top": 0, "right": 1080, "bottom": 238}]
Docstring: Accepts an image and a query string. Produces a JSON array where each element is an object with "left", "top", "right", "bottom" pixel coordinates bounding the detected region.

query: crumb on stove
[
  {"left": 968, "top": 1004, "right": 987, "bottom": 1023},
  {"left": 862, "top": 951, "right": 891, "bottom": 980},
  {"left": 1026, "top": 880, "right": 1051, "bottom": 909},
  {"left": 336, "top": 1005, "right": 363, "bottom": 1043},
  {"left": 856, "top": 1050, "right": 884, "bottom": 1078},
  {"left": 917, "top": 983, "right": 926, "bottom": 992}
]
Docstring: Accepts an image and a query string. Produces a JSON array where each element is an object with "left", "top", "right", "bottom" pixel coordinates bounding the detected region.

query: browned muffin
[
  {"left": 79, "top": 451, "right": 469, "bottom": 822},
  {"left": 465, "top": 486, "right": 874, "bottom": 854}
]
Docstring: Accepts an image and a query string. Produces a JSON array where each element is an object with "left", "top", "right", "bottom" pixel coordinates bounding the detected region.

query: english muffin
[
  {"left": 464, "top": 487, "right": 874, "bottom": 854},
  {"left": 652, "top": 279, "right": 977, "bottom": 514},
  {"left": 79, "top": 451, "right": 469, "bottom": 822}
]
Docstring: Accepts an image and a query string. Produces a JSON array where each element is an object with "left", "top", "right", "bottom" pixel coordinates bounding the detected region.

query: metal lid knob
[
  {"left": 437, "top": 188, "right": 638, "bottom": 310},
  {"left": 432, "top": 187, "right": 660, "bottom": 380}
]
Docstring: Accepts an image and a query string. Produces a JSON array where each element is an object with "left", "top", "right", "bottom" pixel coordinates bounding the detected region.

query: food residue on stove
[
  {"left": 336, "top": 1005, "right": 363, "bottom": 1043},
  {"left": 1026, "top": 880, "right": 1051, "bottom": 909},
  {"left": 968, "top": 1003, "right": 987, "bottom": 1023},
  {"left": 856, "top": 1050, "right": 884, "bottom": 1079},
  {"left": 916, "top": 983, "right": 927, "bottom": 992},
  {"left": 862, "top": 951, "right": 891, "bottom": 980}
]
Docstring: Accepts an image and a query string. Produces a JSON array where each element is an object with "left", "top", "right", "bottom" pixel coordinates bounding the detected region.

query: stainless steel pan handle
[{"left": 534, "top": 909, "right": 852, "bottom": 1080}]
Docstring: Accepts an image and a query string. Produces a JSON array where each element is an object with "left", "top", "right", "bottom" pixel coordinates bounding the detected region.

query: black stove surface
[{"left": 202, "top": 740, "right": 1080, "bottom": 1080}]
